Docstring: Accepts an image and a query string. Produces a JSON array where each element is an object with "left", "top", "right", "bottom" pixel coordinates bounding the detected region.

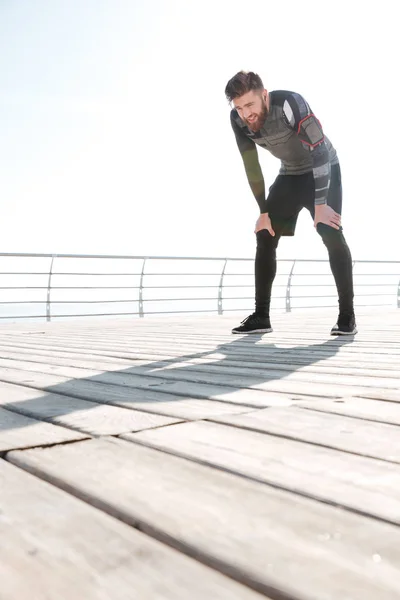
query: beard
[{"left": 244, "top": 101, "right": 268, "bottom": 132}]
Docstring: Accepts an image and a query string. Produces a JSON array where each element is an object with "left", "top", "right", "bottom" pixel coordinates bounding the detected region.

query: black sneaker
[
  {"left": 232, "top": 312, "right": 273, "bottom": 334},
  {"left": 330, "top": 312, "right": 358, "bottom": 335}
]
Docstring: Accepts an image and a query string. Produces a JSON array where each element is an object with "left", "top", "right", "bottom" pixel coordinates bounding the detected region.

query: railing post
[
  {"left": 46, "top": 255, "right": 56, "bottom": 322},
  {"left": 285, "top": 260, "right": 296, "bottom": 313},
  {"left": 139, "top": 257, "right": 147, "bottom": 317},
  {"left": 218, "top": 259, "right": 228, "bottom": 315}
]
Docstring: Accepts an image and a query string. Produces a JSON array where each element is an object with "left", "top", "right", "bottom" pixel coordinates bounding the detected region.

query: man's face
[{"left": 233, "top": 90, "right": 268, "bottom": 132}]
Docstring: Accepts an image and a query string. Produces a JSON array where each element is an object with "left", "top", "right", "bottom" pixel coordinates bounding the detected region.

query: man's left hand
[{"left": 314, "top": 204, "right": 341, "bottom": 230}]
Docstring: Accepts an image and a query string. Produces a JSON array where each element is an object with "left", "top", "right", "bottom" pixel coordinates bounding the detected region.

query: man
[{"left": 225, "top": 71, "right": 357, "bottom": 336}]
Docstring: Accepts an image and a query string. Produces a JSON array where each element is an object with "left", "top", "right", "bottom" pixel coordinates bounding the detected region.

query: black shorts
[{"left": 265, "top": 162, "right": 342, "bottom": 236}]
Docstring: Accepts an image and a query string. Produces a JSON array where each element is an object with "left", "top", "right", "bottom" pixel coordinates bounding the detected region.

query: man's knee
[
  {"left": 256, "top": 229, "right": 279, "bottom": 249},
  {"left": 316, "top": 222, "right": 345, "bottom": 249}
]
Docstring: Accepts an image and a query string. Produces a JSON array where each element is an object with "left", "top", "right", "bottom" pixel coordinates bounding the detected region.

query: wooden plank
[
  {"left": 124, "top": 420, "right": 400, "bottom": 524},
  {"left": 8, "top": 437, "right": 400, "bottom": 600},
  {"left": 0, "top": 379, "right": 254, "bottom": 421},
  {"left": 0, "top": 381, "right": 181, "bottom": 435},
  {"left": 1, "top": 343, "right": 399, "bottom": 385},
  {"left": 210, "top": 407, "right": 400, "bottom": 463},
  {"left": 102, "top": 359, "right": 400, "bottom": 390},
  {"left": 0, "top": 406, "right": 86, "bottom": 452},
  {"left": 0, "top": 365, "right": 297, "bottom": 410},
  {"left": 0, "top": 356, "right": 399, "bottom": 403},
  {"left": 2, "top": 332, "right": 400, "bottom": 362},
  {"left": 1, "top": 344, "right": 400, "bottom": 380},
  {"left": 0, "top": 460, "right": 263, "bottom": 600},
  {"left": 298, "top": 397, "right": 400, "bottom": 426}
]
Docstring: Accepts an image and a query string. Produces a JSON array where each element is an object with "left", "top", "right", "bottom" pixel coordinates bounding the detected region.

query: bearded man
[{"left": 226, "top": 71, "right": 357, "bottom": 336}]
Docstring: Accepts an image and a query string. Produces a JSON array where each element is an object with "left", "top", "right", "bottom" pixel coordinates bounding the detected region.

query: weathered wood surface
[
  {"left": 0, "top": 364, "right": 298, "bottom": 410},
  {"left": 0, "top": 381, "right": 181, "bottom": 435},
  {"left": 0, "top": 405, "right": 87, "bottom": 452},
  {"left": 0, "top": 378, "right": 254, "bottom": 421},
  {"left": 124, "top": 420, "right": 400, "bottom": 523},
  {"left": 0, "top": 459, "right": 264, "bottom": 600},
  {"left": 298, "top": 396, "right": 400, "bottom": 425},
  {"left": 1, "top": 308, "right": 400, "bottom": 599},
  {"left": 8, "top": 437, "right": 400, "bottom": 600},
  {"left": 209, "top": 407, "right": 400, "bottom": 462}
]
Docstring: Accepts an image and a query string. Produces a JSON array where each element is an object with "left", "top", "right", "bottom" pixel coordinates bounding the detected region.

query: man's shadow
[{"left": 0, "top": 329, "right": 356, "bottom": 434}]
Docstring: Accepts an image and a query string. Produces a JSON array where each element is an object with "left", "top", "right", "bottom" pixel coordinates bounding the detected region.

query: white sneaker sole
[
  {"left": 232, "top": 327, "right": 273, "bottom": 335},
  {"left": 330, "top": 328, "right": 358, "bottom": 336}
]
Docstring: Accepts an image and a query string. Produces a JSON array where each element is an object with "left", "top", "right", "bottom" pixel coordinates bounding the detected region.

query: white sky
[{"left": 1, "top": 0, "right": 399, "bottom": 262}]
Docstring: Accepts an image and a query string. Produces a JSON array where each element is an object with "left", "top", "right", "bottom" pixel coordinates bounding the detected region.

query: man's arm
[
  {"left": 282, "top": 93, "right": 331, "bottom": 206},
  {"left": 230, "top": 111, "right": 267, "bottom": 213}
]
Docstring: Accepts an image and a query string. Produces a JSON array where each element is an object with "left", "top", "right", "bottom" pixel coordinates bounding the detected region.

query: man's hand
[
  {"left": 255, "top": 212, "right": 275, "bottom": 236},
  {"left": 314, "top": 204, "right": 341, "bottom": 230}
]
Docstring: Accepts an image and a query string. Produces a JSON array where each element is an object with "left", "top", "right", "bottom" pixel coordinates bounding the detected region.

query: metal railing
[{"left": 0, "top": 252, "right": 399, "bottom": 321}]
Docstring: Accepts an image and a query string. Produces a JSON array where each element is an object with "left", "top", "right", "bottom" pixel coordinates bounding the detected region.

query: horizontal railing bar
[
  {"left": 1, "top": 252, "right": 399, "bottom": 263},
  {"left": 108, "top": 309, "right": 220, "bottom": 315},
  {"left": 0, "top": 287, "right": 219, "bottom": 292},
  {"left": 292, "top": 283, "right": 398, "bottom": 287},
  {"left": 143, "top": 303, "right": 395, "bottom": 314},
  {"left": 137, "top": 297, "right": 256, "bottom": 303},
  {"left": 0, "top": 272, "right": 51, "bottom": 276},
  {"left": 145, "top": 274, "right": 288, "bottom": 277},
  {"left": 0, "top": 273, "right": 145, "bottom": 277},
  {"left": 290, "top": 293, "right": 398, "bottom": 299},
  {"left": 0, "top": 286, "right": 140, "bottom": 290},
  {"left": 0, "top": 313, "right": 138, "bottom": 319},
  {"left": 0, "top": 290, "right": 395, "bottom": 306},
  {"left": 291, "top": 303, "right": 395, "bottom": 309},
  {"left": 58, "top": 273, "right": 142, "bottom": 276},
  {"left": 141, "top": 285, "right": 258, "bottom": 289},
  {"left": 0, "top": 309, "right": 220, "bottom": 319},
  {"left": 143, "top": 285, "right": 252, "bottom": 289},
  {"left": 0, "top": 300, "right": 138, "bottom": 305},
  {"left": 227, "top": 273, "right": 400, "bottom": 277},
  {"left": 0, "top": 285, "right": 234, "bottom": 291},
  {"left": 0, "top": 254, "right": 231, "bottom": 261},
  {"left": 0, "top": 302, "right": 396, "bottom": 320},
  {"left": 0, "top": 289, "right": 396, "bottom": 307},
  {"left": 0, "top": 303, "right": 392, "bottom": 321},
  {"left": 0, "top": 315, "right": 47, "bottom": 320},
  {"left": 285, "top": 273, "right": 400, "bottom": 277},
  {"left": 0, "top": 272, "right": 141, "bottom": 276},
  {"left": 1, "top": 273, "right": 398, "bottom": 279},
  {"left": 0, "top": 280, "right": 397, "bottom": 291},
  {"left": 0, "top": 272, "right": 228, "bottom": 278},
  {"left": 142, "top": 273, "right": 227, "bottom": 276}
]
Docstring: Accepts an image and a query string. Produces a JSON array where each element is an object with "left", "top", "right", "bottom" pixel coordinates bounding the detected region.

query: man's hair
[{"left": 224, "top": 71, "right": 264, "bottom": 102}]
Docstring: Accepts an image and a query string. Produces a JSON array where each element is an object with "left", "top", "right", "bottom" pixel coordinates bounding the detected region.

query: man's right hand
[{"left": 255, "top": 212, "right": 275, "bottom": 236}]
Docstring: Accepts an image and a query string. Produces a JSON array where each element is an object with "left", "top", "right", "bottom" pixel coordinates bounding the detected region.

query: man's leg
[
  {"left": 254, "top": 229, "right": 281, "bottom": 316},
  {"left": 231, "top": 229, "right": 281, "bottom": 334},
  {"left": 316, "top": 222, "right": 355, "bottom": 316},
  {"left": 253, "top": 174, "right": 301, "bottom": 319},
  {"left": 309, "top": 163, "right": 357, "bottom": 334},
  {"left": 231, "top": 174, "right": 302, "bottom": 334}
]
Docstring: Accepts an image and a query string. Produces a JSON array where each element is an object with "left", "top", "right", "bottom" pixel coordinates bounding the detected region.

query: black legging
[{"left": 255, "top": 224, "right": 354, "bottom": 316}]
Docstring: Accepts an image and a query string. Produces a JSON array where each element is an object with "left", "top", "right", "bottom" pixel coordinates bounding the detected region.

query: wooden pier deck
[{"left": 1, "top": 308, "right": 400, "bottom": 600}]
